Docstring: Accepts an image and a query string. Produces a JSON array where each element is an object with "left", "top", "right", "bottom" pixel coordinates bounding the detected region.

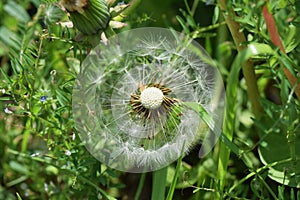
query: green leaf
[
  {"left": 212, "top": 6, "right": 219, "bottom": 24},
  {"left": 278, "top": 54, "right": 299, "bottom": 78},
  {"left": 217, "top": 42, "right": 275, "bottom": 191},
  {"left": 176, "top": 15, "right": 190, "bottom": 34},
  {"left": 258, "top": 131, "right": 300, "bottom": 188},
  {"left": 0, "top": 68, "right": 12, "bottom": 84},
  {"left": 179, "top": 8, "right": 197, "bottom": 29},
  {"left": 4, "top": 1, "right": 30, "bottom": 23},
  {"left": 151, "top": 167, "right": 167, "bottom": 200},
  {"left": 9, "top": 161, "right": 29, "bottom": 175},
  {"left": 16, "top": 192, "right": 23, "bottom": 200},
  {"left": 183, "top": 102, "right": 242, "bottom": 157},
  {"left": 0, "top": 96, "right": 11, "bottom": 101},
  {"left": 0, "top": 27, "right": 20, "bottom": 50},
  {"left": 56, "top": 89, "right": 70, "bottom": 106},
  {"left": 283, "top": 26, "right": 300, "bottom": 53}
]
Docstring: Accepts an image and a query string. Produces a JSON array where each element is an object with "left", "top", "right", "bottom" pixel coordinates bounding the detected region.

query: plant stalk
[
  {"left": 218, "top": 0, "right": 263, "bottom": 118},
  {"left": 262, "top": 4, "right": 300, "bottom": 100},
  {"left": 216, "top": 0, "right": 263, "bottom": 196}
]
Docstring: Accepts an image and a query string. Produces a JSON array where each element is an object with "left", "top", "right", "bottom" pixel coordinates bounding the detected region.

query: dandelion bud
[{"left": 61, "top": 0, "right": 110, "bottom": 34}]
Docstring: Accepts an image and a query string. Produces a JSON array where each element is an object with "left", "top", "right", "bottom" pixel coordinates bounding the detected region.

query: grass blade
[
  {"left": 166, "top": 145, "right": 185, "bottom": 200},
  {"left": 151, "top": 167, "right": 167, "bottom": 200},
  {"left": 134, "top": 173, "right": 147, "bottom": 200}
]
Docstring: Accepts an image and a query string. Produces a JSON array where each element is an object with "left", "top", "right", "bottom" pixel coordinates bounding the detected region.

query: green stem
[
  {"left": 104, "top": 26, "right": 116, "bottom": 38},
  {"left": 216, "top": 0, "right": 264, "bottom": 197},
  {"left": 166, "top": 144, "right": 185, "bottom": 200},
  {"left": 191, "top": 0, "right": 200, "bottom": 17},
  {"left": 21, "top": 119, "right": 31, "bottom": 153},
  {"left": 113, "top": 0, "right": 142, "bottom": 21},
  {"left": 217, "top": 0, "right": 263, "bottom": 118}
]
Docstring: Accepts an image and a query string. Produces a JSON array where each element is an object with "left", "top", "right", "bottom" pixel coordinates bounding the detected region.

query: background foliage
[{"left": 0, "top": 0, "right": 299, "bottom": 199}]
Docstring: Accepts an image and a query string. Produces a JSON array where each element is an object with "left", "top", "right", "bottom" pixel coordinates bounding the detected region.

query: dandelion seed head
[{"left": 72, "top": 28, "right": 225, "bottom": 173}]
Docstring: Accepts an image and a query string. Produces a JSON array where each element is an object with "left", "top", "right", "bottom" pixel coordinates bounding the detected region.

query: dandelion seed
[
  {"left": 4, "top": 107, "right": 13, "bottom": 114},
  {"left": 72, "top": 27, "right": 225, "bottom": 172}
]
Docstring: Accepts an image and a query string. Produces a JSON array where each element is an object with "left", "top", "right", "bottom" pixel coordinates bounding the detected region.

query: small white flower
[
  {"left": 72, "top": 28, "right": 224, "bottom": 172},
  {"left": 44, "top": 182, "right": 49, "bottom": 192},
  {"left": 72, "top": 133, "right": 76, "bottom": 140},
  {"left": 65, "top": 150, "right": 72, "bottom": 156}
]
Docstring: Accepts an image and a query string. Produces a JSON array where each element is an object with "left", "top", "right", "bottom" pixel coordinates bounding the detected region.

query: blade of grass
[
  {"left": 7, "top": 149, "right": 117, "bottom": 200},
  {"left": 217, "top": 0, "right": 263, "bottom": 118},
  {"left": 216, "top": 43, "right": 276, "bottom": 197},
  {"left": 184, "top": 42, "right": 275, "bottom": 197},
  {"left": 21, "top": 119, "right": 32, "bottom": 153},
  {"left": 166, "top": 144, "right": 185, "bottom": 200},
  {"left": 151, "top": 167, "right": 167, "bottom": 200},
  {"left": 226, "top": 158, "right": 292, "bottom": 198},
  {"left": 183, "top": 102, "right": 250, "bottom": 164},
  {"left": 134, "top": 173, "right": 146, "bottom": 200}
]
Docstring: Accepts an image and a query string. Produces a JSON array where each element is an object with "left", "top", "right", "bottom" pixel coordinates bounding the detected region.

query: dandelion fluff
[{"left": 72, "top": 27, "right": 225, "bottom": 172}]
